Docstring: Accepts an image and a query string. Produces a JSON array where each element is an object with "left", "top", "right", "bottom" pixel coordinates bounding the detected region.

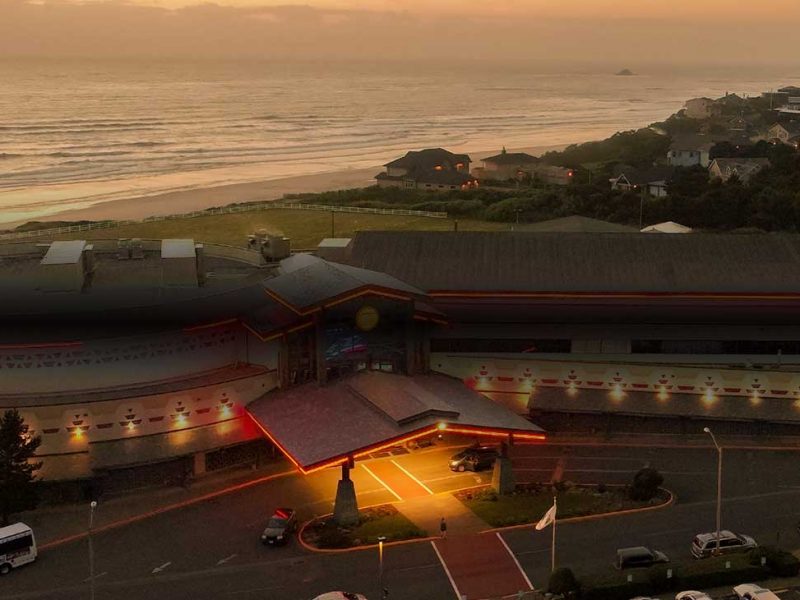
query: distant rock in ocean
[{"left": 615, "top": 69, "right": 635, "bottom": 76}]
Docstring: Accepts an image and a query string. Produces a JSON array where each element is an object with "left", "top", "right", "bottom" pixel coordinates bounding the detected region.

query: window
[
  {"left": 0, "top": 534, "right": 33, "bottom": 556},
  {"left": 632, "top": 340, "right": 800, "bottom": 355},
  {"left": 430, "top": 338, "right": 570, "bottom": 353}
]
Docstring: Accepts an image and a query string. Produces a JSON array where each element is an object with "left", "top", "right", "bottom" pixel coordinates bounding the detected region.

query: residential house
[
  {"left": 610, "top": 165, "right": 676, "bottom": 197},
  {"left": 684, "top": 97, "right": 722, "bottom": 120},
  {"left": 768, "top": 122, "right": 800, "bottom": 148},
  {"left": 667, "top": 135, "right": 715, "bottom": 167},
  {"left": 641, "top": 221, "right": 693, "bottom": 234},
  {"left": 530, "top": 164, "right": 575, "bottom": 185},
  {"left": 478, "top": 148, "right": 539, "bottom": 181},
  {"left": 375, "top": 148, "right": 478, "bottom": 191},
  {"left": 708, "top": 158, "right": 770, "bottom": 183}
]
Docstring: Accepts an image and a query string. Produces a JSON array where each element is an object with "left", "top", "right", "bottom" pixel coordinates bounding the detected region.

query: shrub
[
  {"left": 596, "top": 483, "right": 607, "bottom": 494},
  {"left": 629, "top": 467, "right": 664, "bottom": 501},
  {"left": 317, "top": 524, "right": 350, "bottom": 549},
  {"left": 750, "top": 546, "right": 800, "bottom": 577},
  {"left": 548, "top": 567, "right": 579, "bottom": 596},
  {"left": 581, "top": 581, "right": 652, "bottom": 600}
]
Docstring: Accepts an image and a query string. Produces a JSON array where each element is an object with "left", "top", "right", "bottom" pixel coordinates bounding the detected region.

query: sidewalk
[
  {"left": 397, "top": 491, "right": 489, "bottom": 536},
  {"left": 21, "top": 461, "right": 295, "bottom": 548}
]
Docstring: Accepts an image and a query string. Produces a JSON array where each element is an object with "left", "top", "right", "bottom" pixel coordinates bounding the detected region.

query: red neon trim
[
  {"left": 183, "top": 318, "right": 238, "bottom": 333},
  {"left": 428, "top": 290, "right": 800, "bottom": 300},
  {"left": 264, "top": 286, "right": 415, "bottom": 317},
  {"left": 0, "top": 341, "right": 83, "bottom": 349},
  {"left": 444, "top": 426, "right": 546, "bottom": 441}
]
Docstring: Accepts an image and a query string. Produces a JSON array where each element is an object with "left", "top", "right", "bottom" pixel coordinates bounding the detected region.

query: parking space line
[
  {"left": 495, "top": 532, "right": 534, "bottom": 590},
  {"left": 430, "top": 541, "right": 463, "bottom": 600},
  {"left": 391, "top": 459, "right": 434, "bottom": 495},
  {"left": 361, "top": 463, "right": 403, "bottom": 501}
]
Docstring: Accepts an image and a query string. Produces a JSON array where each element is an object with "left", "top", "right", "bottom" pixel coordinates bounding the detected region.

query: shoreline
[{"left": 2, "top": 144, "right": 567, "bottom": 229}]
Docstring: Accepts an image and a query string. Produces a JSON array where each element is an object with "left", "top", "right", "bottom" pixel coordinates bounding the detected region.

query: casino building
[{"left": 4, "top": 231, "right": 800, "bottom": 501}]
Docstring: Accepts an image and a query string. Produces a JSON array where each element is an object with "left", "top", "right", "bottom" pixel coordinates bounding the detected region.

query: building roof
[
  {"left": 778, "top": 86, "right": 800, "bottom": 94},
  {"left": 771, "top": 121, "right": 800, "bottom": 135},
  {"left": 40, "top": 240, "right": 86, "bottom": 265},
  {"left": 669, "top": 134, "right": 716, "bottom": 152},
  {"left": 384, "top": 148, "right": 470, "bottom": 170},
  {"left": 246, "top": 371, "right": 543, "bottom": 472},
  {"left": 0, "top": 523, "right": 32, "bottom": 539},
  {"left": 519, "top": 215, "right": 637, "bottom": 233},
  {"left": 482, "top": 151, "right": 538, "bottom": 166},
  {"left": 709, "top": 158, "right": 770, "bottom": 181},
  {"left": 345, "top": 231, "right": 800, "bottom": 294},
  {"left": 612, "top": 165, "right": 676, "bottom": 185},
  {"left": 161, "top": 239, "right": 196, "bottom": 259},
  {"left": 641, "top": 221, "right": 693, "bottom": 234},
  {"left": 263, "top": 253, "right": 425, "bottom": 312}
]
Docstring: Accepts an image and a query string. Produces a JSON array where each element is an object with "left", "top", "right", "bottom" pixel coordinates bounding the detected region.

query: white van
[{"left": 0, "top": 523, "right": 37, "bottom": 575}]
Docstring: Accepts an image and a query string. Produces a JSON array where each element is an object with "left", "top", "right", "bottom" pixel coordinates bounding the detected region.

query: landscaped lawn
[
  {"left": 455, "top": 484, "right": 669, "bottom": 528},
  {"left": 302, "top": 504, "right": 427, "bottom": 549},
  {"left": 43, "top": 209, "right": 507, "bottom": 249}
]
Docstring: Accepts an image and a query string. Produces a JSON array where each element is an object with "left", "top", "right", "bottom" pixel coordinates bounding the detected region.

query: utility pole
[
  {"left": 330, "top": 210, "right": 335, "bottom": 238},
  {"left": 639, "top": 187, "right": 646, "bottom": 230},
  {"left": 378, "top": 536, "right": 387, "bottom": 599},
  {"left": 704, "top": 427, "right": 723, "bottom": 556},
  {"left": 88, "top": 500, "right": 97, "bottom": 600}
]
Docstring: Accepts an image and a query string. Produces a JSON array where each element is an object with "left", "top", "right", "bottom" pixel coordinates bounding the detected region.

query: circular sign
[{"left": 355, "top": 305, "right": 380, "bottom": 332}]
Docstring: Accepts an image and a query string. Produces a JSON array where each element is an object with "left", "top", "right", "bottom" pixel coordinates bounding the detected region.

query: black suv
[
  {"left": 449, "top": 446, "right": 498, "bottom": 472},
  {"left": 260, "top": 508, "right": 297, "bottom": 546}
]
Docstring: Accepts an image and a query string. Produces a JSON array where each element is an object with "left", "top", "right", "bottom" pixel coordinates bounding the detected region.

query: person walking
[{"left": 439, "top": 517, "right": 447, "bottom": 539}]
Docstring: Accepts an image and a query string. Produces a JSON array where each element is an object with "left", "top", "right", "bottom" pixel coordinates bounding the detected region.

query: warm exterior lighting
[
  {"left": 176, "top": 413, "right": 187, "bottom": 425},
  {"left": 127, "top": 421, "right": 136, "bottom": 431},
  {"left": 610, "top": 383, "right": 624, "bottom": 401},
  {"left": 437, "top": 422, "right": 447, "bottom": 430},
  {"left": 657, "top": 386, "right": 670, "bottom": 401},
  {"left": 751, "top": 390, "right": 760, "bottom": 404},
  {"left": 566, "top": 381, "right": 578, "bottom": 397},
  {"left": 434, "top": 165, "right": 443, "bottom": 171},
  {"left": 703, "top": 388, "right": 716, "bottom": 403}
]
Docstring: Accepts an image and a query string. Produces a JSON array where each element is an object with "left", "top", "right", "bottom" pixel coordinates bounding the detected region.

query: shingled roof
[
  {"left": 384, "top": 148, "right": 470, "bottom": 170},
  {"left": 345, "top": 231, "right": 800, "bottom": 294},
  {"left": 482, "top": 151, "right": 539, "bottom": 166}
]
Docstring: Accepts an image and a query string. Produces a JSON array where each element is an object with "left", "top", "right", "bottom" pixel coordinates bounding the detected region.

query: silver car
[{"left": 691, "top": 530, "right": 757, "bottom": 558}]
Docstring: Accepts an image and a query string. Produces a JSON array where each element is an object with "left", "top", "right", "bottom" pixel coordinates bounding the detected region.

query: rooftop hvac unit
[
  {"left": 131, "top": 238, "right": 144, "bottom": 260},
  {"left": 117, "top": 239, "right": 131, "bottom": 260}
]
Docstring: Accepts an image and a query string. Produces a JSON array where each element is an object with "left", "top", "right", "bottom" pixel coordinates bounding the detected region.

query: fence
[{"left": 0, "top": 200, "right": 449, "bottom": 242}]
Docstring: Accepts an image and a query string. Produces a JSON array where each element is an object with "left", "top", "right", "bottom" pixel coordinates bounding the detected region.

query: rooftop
[
  {"left": 345, "top": 231, "right": 800, "bottom": 294},
  {"left": 482, "top": 151, "right": 538, "bottom": 166},
  {"left": 246, "top": 371, "right": 543, "bottom": 471},
  {"left": 41, "top": 240, "right": 87, "bottom": 265}
]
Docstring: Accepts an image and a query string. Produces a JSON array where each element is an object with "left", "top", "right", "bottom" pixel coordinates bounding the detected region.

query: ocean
[{"left": 0, "top": 58, "right": 796, "bottom": 225}]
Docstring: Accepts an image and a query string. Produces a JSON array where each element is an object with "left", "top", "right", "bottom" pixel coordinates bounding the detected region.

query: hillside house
[
  {"left": 708, "top": 158, "right": 770, "bottom": 183},
  {"left": 375, "top": 148, "right": 478, "bottom": 191}
]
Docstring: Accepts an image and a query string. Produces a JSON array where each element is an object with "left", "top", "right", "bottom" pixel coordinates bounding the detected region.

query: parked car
[
  {"left": 733, "top": 583, "right": 781, "bottom": 600},
  {"left": 312, "top": 593, "right": 368, "bottom": 600},
  {"left": 616, "top": 546, "right": 669, "bottom": 569},
  {"left": 449, "top": 446, "right": 498, "bottom": 472},
  {"left": 691, "top": 530, "right": 757, "bottom": 558},
  {"left": 676, "top": 592, "right": 712, "bottom": 600},
  {"left": 260, "top": 508, "right": 297, "bottom": 546}
]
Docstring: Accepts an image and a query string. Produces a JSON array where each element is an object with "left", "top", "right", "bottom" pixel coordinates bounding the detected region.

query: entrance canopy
[{"left": 246, "top": 371, "right": 545, "bottom": 473}]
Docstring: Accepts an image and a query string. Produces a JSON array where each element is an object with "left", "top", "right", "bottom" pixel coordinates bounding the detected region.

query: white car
[
  {"left": 676, "top": 592, "right": 712, "bottom": 600},
  {"left": 733, "top": 583, "right": 781, "bottom": 600}
]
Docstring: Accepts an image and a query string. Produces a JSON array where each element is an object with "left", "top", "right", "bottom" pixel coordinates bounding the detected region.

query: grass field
[
  {"left": 47, "top": 209, "right": 507, "bottom": 249},
  {"left": 455, "top": 486, "right": 668, "bottom": 528}
]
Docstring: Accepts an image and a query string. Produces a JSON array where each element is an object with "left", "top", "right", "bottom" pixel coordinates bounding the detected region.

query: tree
[
  {"left": 0, "top": 410, "right": 42, "bottom": 525},
  {"left": 548, "top": 567, "right": 580, "bottom": 596},
  {"left": 629, "top": 467, "right": 664, "bottom": 501}
]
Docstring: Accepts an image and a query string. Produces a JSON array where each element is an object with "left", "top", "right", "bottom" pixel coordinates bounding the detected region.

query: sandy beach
[{"left": 3, "top": 145, "right": 567, "bottom": 229}]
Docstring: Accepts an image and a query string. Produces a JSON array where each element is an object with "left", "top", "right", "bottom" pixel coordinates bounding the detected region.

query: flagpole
[{"left": 551, "top": 495, "right": 557, "bottom": 572}]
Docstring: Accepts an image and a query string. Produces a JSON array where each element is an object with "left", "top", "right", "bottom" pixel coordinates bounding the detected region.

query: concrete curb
[
  {"left": 298, "top": 487, "right": 675, "bottom": 554},
  {"left": 480, "top": 487, "right": 675, "bottom": 533}
]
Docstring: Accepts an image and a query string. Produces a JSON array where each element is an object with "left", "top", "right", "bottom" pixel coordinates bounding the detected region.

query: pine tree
[{"left": 0, "top": 410, "right": 42, "bottom": 525}]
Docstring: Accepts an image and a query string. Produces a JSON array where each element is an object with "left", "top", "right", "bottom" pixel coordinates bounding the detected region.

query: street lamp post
[
  {"left": 88, "top": 500, "right": 97, "bottom": 600},
  {"left": 378, "top": 536, "right": 387, "bottom": 599},
  {"left": 704, "top": 427, "right": 722, "bottom": 556}
]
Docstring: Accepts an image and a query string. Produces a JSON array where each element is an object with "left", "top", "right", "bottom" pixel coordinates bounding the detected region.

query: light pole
[
  {"left": 378, "top": 536, "right": 387, "bottom": 599},
  {"left": 88, "top": 500, "right": 97, "bottom": 600},
  {"left": 704, "top": 427, "right": 722, "bottom": 556}
]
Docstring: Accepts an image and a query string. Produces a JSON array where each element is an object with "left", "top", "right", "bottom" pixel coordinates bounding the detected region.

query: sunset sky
[{"left": 1, "top": 0, "right": 799, "bottom": 63}]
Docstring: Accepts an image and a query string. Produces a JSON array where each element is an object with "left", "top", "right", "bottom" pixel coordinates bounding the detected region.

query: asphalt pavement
[{"left": 3, "top": 439, "right": 800, "bottom": 600}]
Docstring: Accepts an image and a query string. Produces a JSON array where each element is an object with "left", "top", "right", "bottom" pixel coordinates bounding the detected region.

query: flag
[{"left": 535, "top": 502, "right": 557, "bottom": 531}]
